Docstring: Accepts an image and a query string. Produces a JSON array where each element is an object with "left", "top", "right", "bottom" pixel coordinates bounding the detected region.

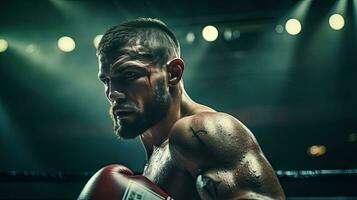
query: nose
[
  {"left": 108, "top": 90, "right": 126, "bottom": 102},
  {"left": 106, "top": 82, "right": 126, "bottom": 102}
]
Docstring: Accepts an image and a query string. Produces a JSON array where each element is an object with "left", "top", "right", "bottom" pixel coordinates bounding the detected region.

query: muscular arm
[{"left": 169, "top": 112, "right": 285, "bottom": 200}]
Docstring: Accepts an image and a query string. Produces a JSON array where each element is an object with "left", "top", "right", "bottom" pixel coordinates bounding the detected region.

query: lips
[
  {"left": 112, "top": 104, "right": 135, "bottom": 119},
  {"left": 113, "top": 108, "right": 134, "bottom": 119}
]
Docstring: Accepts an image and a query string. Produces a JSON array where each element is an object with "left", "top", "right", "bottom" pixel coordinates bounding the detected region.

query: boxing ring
[{"left": 1, "top": 169, "right": 356, "bottom": 199}]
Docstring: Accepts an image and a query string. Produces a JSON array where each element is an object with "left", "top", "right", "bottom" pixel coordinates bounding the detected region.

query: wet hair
[{"left": 97, "top": 18, "right": 180, "bottom": 66}]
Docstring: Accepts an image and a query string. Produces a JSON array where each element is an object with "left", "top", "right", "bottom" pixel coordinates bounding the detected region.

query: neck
[{"left": 140, "top": 83, "right": 196, "bottom": 155}]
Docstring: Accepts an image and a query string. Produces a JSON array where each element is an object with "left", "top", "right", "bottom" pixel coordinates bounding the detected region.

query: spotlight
[
  {"left": 202, "top": 25, "right": 218, "bottom": 42},
  {"left": 93, "top": 34, "right": 103, "bottom": 48},
  {"left": 275, "top": 24, "right": 284, "bottom": 33},
  {"left": 186, "top": 32, "right": 195, "bottom": 44},
  {"left": 307, "top": 145, "right": 327, "bottom": 157},
  {"left": 0, "top": 39, "right": 9, "bottom": 53},
  {"left": 223, "top": 29, "right": 233, "bottom": 41},
  {"left": 329, "top": 14, "right": 345, "bottom": 30},
  {"left": 285, "top": 19, "right": 302, "bottom": 35},
  {"left": 58, "top": 36, "right": 75, "bottom": 52},
  {"left": 232, "top": 30, "right": 240, "bottom": 39}
]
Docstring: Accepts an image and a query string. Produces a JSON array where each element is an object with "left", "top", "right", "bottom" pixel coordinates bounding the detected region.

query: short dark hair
[{"left": 97, "top": 18, "right": 180, "bottom": 65}]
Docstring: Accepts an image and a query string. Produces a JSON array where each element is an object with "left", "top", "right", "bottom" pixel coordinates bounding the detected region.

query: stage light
[
  {"left": 285, "top": 19, "right": 302, "bottom": 35},
  {"left": 93, "top": 34, "right": 103, "bottom": 48},
  {"left": 223, "top": 29, "right": 233, "bottom": 41},
  {"left": 232, "top": 30, "right": 240, "bottom": 39},
  {"left": 57, "top": 36, "right": 75, "bottom": 52},
  {"left": 202, "top": 25, "right": 218, "bottom": 42},
  {"left": 275, "top": 24, "right": 284, "bottom": 33},
  {"left": 0, "top": 39, "right": 8, "bottom": 53},
  {"left": 307, "top": 145, "right": 327, "bottom": 157},
  {"left": 329, "top": 14, "right": 345, "bottom": 30},
  {"left": 186, "top": 32, "right": 195, "bottom": 44}
]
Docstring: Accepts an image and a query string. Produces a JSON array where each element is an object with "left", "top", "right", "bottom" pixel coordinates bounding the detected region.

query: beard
[{"left": 109, "top": 79, "right": 170, "bottom": 139}]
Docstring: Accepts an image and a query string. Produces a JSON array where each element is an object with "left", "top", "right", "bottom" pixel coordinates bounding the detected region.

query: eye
[{"left": 123, "top": 71, "right": 139, "bottom": 80}]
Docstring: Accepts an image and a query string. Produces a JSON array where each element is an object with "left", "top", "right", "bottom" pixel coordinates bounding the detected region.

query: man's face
[{"left": 97, "top": 46, "right": 171, "bottom": 139}]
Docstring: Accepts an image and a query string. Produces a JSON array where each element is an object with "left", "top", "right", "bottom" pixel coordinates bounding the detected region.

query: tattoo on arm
[
  {"left": 190, "top": 127, "right": 208, "bottom": 146},
  {"left": 197, "top": 174, "right": 222, "bottom": 200}
]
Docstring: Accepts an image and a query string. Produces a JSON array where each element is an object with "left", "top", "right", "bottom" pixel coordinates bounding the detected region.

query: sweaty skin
[
  {"left": 98, "top": 43, "right": 285, "bottom": 200},
  {"left": 168, "top": 112, "right": 285, "bottom": 200}
]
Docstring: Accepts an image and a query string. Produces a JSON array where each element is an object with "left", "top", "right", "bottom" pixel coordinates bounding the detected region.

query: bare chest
[
  {"left": 142, "top": 145, "right": 200, "bottom": 200},
  {"left": 143, "top": 145, "right": 173, "bottom": 183}
]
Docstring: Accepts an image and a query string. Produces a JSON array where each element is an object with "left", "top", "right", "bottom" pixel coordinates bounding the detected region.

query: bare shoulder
[
  {"left": 169, "top": 112, "right": 260, "bottom": 171},
  {"left": 169, "top": 112, "right": 285, "bottom": 199}
]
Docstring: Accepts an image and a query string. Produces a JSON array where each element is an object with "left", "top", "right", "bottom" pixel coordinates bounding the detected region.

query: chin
[
  {"left": 114, "top": 126, "right": 141, "bottom": 139},
  {"left": 112, "top": 118, "right": 144, "bottom": 139}
]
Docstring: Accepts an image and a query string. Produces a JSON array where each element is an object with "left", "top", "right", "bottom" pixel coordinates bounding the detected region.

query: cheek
[
  {"left": 127, "top": 76, "right": 153, "bottom": 109},
  {"left": 126, "top": 72, "right": 167, "bottom": 110}
]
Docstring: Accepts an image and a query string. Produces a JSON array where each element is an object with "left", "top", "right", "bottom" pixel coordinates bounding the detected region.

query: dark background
[{"left": 0, "top": 0, "right": 356, "bottom": 199}]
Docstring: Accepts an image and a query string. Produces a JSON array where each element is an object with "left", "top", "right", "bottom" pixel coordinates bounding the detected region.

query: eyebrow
[
  {"left": 98, "top": 63, "right": 148, "bottom": 82},
  {"left": 111, "top": 60, "right": 148, "bottom": 73}
]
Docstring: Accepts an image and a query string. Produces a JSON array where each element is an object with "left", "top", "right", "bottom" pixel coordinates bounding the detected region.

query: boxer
[{"left": 78, "top": 18, "right": 285, "bottom": 200}]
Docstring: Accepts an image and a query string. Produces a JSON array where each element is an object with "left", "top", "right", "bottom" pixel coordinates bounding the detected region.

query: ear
[{"left": 166, "top": 58, "right": 185, "bottom": 86}]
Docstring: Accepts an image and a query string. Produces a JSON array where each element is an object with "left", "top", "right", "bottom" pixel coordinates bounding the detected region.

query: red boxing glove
[{"left": 78, "top": 164, "right": 173, "bottom": 200}]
